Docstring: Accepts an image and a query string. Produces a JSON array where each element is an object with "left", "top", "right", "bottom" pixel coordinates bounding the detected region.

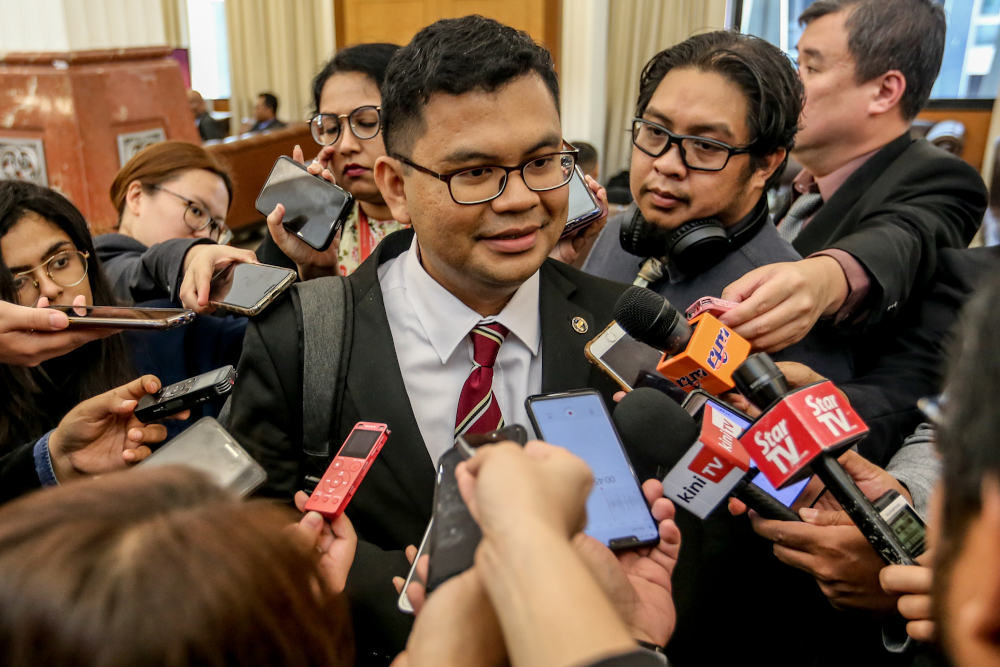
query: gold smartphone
[
  {"left": 584, "top": 320, "right": 667, "bottom": 391},
  {"left": 208, "top": 262, "right": 297, "bottom": 317},
  {"left": 51, "top": 305, "right": 195, "bottom": 330}
]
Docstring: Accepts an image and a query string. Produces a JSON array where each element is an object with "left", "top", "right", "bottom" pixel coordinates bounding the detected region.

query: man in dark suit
[
  {"left": 187, "top": 90, "right": 227, "bottom": 141},
  {"left": 228, "top": 17, "right": 670, "bottom": 665},
  {"left": 246, "top": 92, "right": 286, "bottom": 133},
  {"left": 718, "top": 0, "right": 987, "bottom": 360}
]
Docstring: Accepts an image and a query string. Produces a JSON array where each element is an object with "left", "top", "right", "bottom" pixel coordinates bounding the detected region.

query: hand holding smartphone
[
  {"left": 256, "top": 156, "right": 354, "bottom": 252},
  {"left": 561, "top": 166, "right": 603, "bottom": 239},
  {"left": 208, "top": 262, "right": 296, "bottom": 316}
]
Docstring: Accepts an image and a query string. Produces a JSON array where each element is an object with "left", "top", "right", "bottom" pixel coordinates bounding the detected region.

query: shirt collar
[
  {"left": 401, "top": 236, "right": 541, "bottom": 364},
  {"left": 793, "top": 147, "right": 881, "bottom": 202}
]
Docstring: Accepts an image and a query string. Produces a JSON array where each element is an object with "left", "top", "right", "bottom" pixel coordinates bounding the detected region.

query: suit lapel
[
  {"left": 345, "top": 229, "right": 436, "bottom": 514},
  {"left": 793, "top": 132, "right": 914, "bottom": 255},
  {"left": 540, "top": 261, "right": 596, "bottom": 393}
]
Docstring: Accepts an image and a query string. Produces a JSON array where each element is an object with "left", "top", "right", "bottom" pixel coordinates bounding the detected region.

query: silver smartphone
[
  {"left": 561, "top": 166, "right": 603, "bottom": 238},
  {"left": 397, "top": 518, "right": 433, "bottom": 614},
  {"left": 208, "top": 262, "right": 297, "bottom": 316},
  {"left": 51, "top": 305, "right": 195, "bottom": 330},
  {"left": 138, "top": 417, "right": 266, "bottom": 497}
]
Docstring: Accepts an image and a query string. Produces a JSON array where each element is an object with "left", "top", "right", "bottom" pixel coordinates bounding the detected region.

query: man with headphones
[{"left": 584, "top": 31, "right": 851, "bottom": 381}]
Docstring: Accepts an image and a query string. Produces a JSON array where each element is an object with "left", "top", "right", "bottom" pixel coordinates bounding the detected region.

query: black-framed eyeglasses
[
  {"left": 153, "top": 185, "right": 233, "bottom": 245},
  {"left": 12, "top": 249, "right": 90, "bottom": 307},
  {"left": 631, "top": 118, "right": 752, "bottom": 171},
  {"left": 310, "top": 106, "right": 381, "bottom": 146},
  {"left": 392, "top": 147, "right": 579, "bottom": 205}
]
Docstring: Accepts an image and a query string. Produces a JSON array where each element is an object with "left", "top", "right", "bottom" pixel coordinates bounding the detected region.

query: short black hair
[
  {"left": 936, "top": 276, "right": 1000, "bottom": 603},
  {"left": 380, "top": 15, "right": 559, "bottom": 156},
  {"left": 636, "top": 31, "right": 803, "bottom": 191},
  {"left": 573, "top": 141, "right": 598, "bottom": 173},
  {"left": 799, "top": 0, "right": 946, "bottom": 120},
  {"left": 258, "top": 92, "right": 278, "bottom": 114},
  {"left": 310, "top": 43, "right": 400, "bottom": 116}
]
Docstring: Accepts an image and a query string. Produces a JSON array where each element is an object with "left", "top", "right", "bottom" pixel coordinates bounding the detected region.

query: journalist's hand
[
  {"left": 573, "top": 479, "right": 680, "bottom": 646},
  {"left": 288, "top": 491, "right": 357, "bottom": 595},
  {"left": 0, "top": 299, "right": 113, "bottom": 367},
  {"left": 266, "top": 144, "right": 343, "bottom": 280},
  {"left": 880, "top": 552, "right": 935, "bottom": 641},
  {"left": 48, "top": 375, "right": 187, "bottom": 482},
  {"left": 720, "top": 256, "right": 849, "bottom": 352},
  {"left": 179, "top": 244, "right": 259, "bottom": 313}
]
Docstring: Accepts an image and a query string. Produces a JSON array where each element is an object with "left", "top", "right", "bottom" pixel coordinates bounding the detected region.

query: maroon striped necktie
[{"left": 454, "top": 322, "right": 509, "bottom": 440}]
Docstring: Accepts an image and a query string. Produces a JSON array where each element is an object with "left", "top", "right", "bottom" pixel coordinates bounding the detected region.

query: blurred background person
[
  {"left": 187, "top": 89, "right": 227, "bottom": 142},
  {"left": 573, "top": 140, "right": 600, "bottom": 181},
  {"left": 242, "top": 92, "right": 286, "bottom": 134}
]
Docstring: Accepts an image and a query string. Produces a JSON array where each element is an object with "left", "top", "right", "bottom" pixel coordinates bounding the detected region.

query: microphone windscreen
[
  {"left": 614, "top": 286, "right": 685, "bottom": 351},
  {"left": 613, "top": 387, "right": 699, "bottom": 481}
]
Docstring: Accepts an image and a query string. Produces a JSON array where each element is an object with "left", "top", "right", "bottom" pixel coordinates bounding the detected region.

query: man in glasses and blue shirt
[
  {"left": 583, "top": 31, "right": 852, "bottom": 382},
  {"left": 229, "top": 16, "right": 678, "bottom": 666}
]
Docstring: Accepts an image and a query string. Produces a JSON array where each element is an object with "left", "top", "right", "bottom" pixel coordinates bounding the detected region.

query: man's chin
[{"left": 473, "top": 244, "right": 548, "bottom": 285}]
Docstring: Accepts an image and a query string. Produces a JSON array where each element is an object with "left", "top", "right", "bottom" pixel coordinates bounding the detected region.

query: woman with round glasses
[
  {"left": 0, "top": 181, "right": 133, "bottom": 449},
  {"left": 96, "top": 141, "right": 256, "bottom": 307},
  {"left": 256, "top": 43, "right": 407, "bottom": 278}
]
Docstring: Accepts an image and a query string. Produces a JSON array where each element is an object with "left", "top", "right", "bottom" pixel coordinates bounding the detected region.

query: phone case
[
  {"left": 397, "top": 518, "right": 434, "bottom": 614},
  {"left": 426, "top": 447, "right": 480, "bottom": 592},
  {"left": 584, "top": 321, "right": 635, "bottom": 392},
  {"left": 134, "top": 366, "right": 236, "bottom": 422},
  {"left": 561, "top": 166, "right": 603, "bottom": 239},
  {"left": 137, "top": 417, "right": 266, "bottom": 497},
  {"left": 208, "top": 265, "right": 297, "bottom": 317}
]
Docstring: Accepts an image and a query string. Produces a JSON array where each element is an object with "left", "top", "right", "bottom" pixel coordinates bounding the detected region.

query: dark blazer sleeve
[
  {"left": 0, "top": 441, "right": 41, "bottom": 505},
  {"left": 227, "top": 293, "right": 304, "bottom": 499},
  {"left": 828, "top": 150, "right": 986, "bottom": 328},
  {"left": 100, "top": 237, "right": 215, "bottom": 304},
  {"left": 842, "top": 247, "right": 995, "bottom": 466}
]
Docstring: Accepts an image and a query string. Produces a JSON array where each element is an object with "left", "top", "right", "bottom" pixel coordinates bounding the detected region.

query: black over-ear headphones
[{"left": 619, "top": 198, "right": 769, "bottom": 277}]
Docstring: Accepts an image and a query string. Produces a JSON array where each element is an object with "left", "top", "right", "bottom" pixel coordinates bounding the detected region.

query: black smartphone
[
  {"left": 526, "top": 390, "right": 660, "bottom": 550},
  {"left": 134, "top": 366, "right": 237, "bottom": 422},
  {"left": 50, "top": 305, "right": 194, "bottom": 330},
  {"left": 255, "top": 156, "right": 354, "bottom": 251},
  {"left": 561, "top": 166, "right": 603, "bottom": 238},
  {"left": 681, "top": 390, "right": 810, "bottom": 508},
  {"left": 425, "top": 425, "right": 529, "bottom": 592},
  {"left": 208, "top": 262, "right": 297, "bottom": 316}
]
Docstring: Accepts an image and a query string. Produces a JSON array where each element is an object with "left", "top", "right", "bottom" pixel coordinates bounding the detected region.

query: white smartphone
[
  {"left": 584, "top": 321, "right": 667, "bottom": 391},
  {"left": 397, "top": 518, "right": 433, "bottom": 614}
]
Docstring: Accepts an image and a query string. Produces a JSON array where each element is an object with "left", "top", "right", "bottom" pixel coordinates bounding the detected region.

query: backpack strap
[{"left": 293, "top": 276, "right": 354, "bottom": 483}]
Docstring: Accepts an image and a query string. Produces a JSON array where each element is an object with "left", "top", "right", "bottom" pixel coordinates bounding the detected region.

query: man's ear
[
  {"left": 868, "top": 70, "right": 907, "bottom": 117},
  {"left": 374, "top": 156, "right": 412, "bottom": 226},
  {"left": 969, "top": 476, "right": 1000, "bottom": 647},
  {"left": 749, "top": 147, "right": 787, "bottom": 193}
]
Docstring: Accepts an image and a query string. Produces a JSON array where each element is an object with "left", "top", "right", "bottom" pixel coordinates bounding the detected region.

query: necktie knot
[{"left": 470, "top": 322, "right": 508, "bottom": 369}]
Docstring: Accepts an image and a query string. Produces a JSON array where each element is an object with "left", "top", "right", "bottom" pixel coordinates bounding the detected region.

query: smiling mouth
[{"left": 479, "top": 225, "right": 543, "bottom": 253}]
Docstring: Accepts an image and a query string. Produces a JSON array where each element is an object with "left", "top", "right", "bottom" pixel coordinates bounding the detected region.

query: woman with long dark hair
[{"left": 0, "top": 181, "right": 133, "bottom": 450}]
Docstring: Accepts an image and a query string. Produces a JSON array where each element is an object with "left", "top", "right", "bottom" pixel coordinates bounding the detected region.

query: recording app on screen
[{"left": 530, "top": 393, "right": 659, "bottom": 547}]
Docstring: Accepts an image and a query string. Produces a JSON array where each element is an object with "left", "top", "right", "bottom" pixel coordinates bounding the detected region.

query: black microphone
[
  {"left": 614, "top": 286, "right": 751, "bottom": 395},
  {"left": 612, "top": 388, "right": 799, "bottom": 521},
  {"left": 733, "top": 354, "right": 917, "bottom": 565}
]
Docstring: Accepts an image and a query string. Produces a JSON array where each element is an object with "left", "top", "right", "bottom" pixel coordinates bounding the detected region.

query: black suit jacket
[
  {"left": 843, "top": 246, "right": 1000, "bottom": 466},
  {"left": 793, "top": 133, "right": 987, "bottom": 331},
  {"left": 196, "top": 113, "right": 227, "bottom": 141},
  {"left": 228, "top": 228, "right": 624, "bottom": 663},
  {"left": 0, "top": 441, "right": 41, "bottom": 505}
]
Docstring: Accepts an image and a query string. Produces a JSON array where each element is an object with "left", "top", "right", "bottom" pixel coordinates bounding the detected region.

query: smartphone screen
[
  {"left": 255, "top": 157, "right": 353, "bottom": 250},
  {"left": 595, "top": 324, "right": 666, "bottom": 389},
  {"left": 528, "top": 392, "right": 659, "bottom": 549},
  {"left": 686, "top": 395, "right": 809, "bottom": 507},
  {"left": 567, "top": 167, "right": 601, "bottom": 224},
  {"left": 209, "top": 263, "right": 295, "bottom": 311}
]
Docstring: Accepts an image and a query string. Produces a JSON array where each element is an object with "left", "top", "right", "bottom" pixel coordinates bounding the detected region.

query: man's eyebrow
[
  {"left": 442, "top": 133, "right": 563, "bottom": 167},
  {"left": 686, "top": 123, "right": 735, "bottom": 140},
  {"left": 10, "top": 240, "right": 72, "bottom": 273},
  {"left": 798, "top": 47, "right": 824, "bottom": 62}
]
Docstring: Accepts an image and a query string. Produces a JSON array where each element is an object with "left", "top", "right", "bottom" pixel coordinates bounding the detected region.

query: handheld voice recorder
[
  {"left": 134, "top": 366, "right": 236, "bottom": 422},
  {"left": 304, "top": 422, "right": 389, "bottom": 519}
]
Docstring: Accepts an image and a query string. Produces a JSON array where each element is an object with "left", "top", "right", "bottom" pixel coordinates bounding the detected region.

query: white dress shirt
[{"left": 378, "top": 237, "right": 542, "bottom": 466}]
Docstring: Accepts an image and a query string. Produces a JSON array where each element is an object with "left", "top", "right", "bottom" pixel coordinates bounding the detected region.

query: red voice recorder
[
  {"left": 738, "top": 382, "right": 868, "bottom": 489},
  {"left": 304, "top": 422, "right": 390, "bottom": 519},
  {"left": 662, "top": 402, "right": 751, "bottom": 518}
]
